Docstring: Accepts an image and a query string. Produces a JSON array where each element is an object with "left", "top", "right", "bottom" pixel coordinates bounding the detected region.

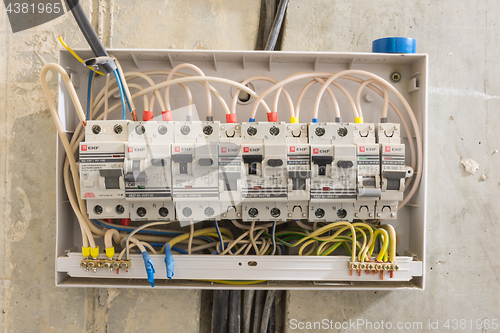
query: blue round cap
[{"left": 372, "top": 37, "right": 416, "bottom": 53}]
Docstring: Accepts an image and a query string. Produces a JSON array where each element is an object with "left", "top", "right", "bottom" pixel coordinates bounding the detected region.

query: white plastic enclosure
[{"left": 55, "top": 49, "right": 427, "bottom": 290}]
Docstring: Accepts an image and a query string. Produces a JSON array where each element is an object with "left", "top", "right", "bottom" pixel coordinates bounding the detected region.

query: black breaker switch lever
[
  {"left": 311, "top": 156, "right": 333, "bottom": 176},
  {"left": 172, "top": 154, "right": 193, "bottom": 175},
  {"left": 99, "top": 169, "right": 123, "bottom": 189},
  {"left": 243, "top": 155, "right": 263, "bottom": 175}
]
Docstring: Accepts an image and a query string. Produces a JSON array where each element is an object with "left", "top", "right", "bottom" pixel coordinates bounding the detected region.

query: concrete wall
[{"left": 1, "top": 0, "right": 498, "bottom": 332}]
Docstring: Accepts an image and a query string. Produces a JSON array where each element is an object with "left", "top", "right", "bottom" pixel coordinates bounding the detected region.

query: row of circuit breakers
[{"left": 80, "top": 121, "right": 413, "bottom": 223}]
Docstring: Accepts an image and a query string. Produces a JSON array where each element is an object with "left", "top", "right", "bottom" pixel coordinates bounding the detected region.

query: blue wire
[
  {"left": 113, "top": 69, "right": 127, "bottom": 120},
  {"left": 91, "top": 220, "right": 213, "bottom": 243},
  {"left": 86, "top": 71, "right": 93, "bottom": 120},
  {"left": 214, "top": 220, "right": 224, "bottom": 252},
  {"left": 125, "top": 221, "right": 163, "bottom": 257},
  {"left": 115, "top": 69, "right": 133, "bottom": 114},
  {"left": 277, "top": 243, "right": 285, "bottom": 255},
  {"left": 149, "top": 243, "right": 188, "bottom": 254}
]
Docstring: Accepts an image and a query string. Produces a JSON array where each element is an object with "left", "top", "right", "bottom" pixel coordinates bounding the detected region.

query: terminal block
[
  {"left": 80, "top": 258, "right": 131, "bottom": 272},
  {"left": 85, "top": 120, "right": 130, "bottom": 143},
  {"left": 174, "top": 121, "right": 220, "bottom": 143},
  {"left": 309, "top": 122, "right": 375, "bottom": 145}
]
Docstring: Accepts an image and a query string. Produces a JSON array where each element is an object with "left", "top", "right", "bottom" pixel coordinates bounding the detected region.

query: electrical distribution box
[{"left": 56, "top": 50, "right": 427, "bottom": 290}]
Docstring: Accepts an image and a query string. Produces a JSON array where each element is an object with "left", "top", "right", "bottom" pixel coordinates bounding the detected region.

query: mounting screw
[
  {"left": 204, "top": 207, "right": 215, "bottom": 217},
  {"left": 337, "top": 127, "right": 348, "bottom": 137},
  {"left": 248, "top": 207, "right": 259, "bottom": 218},
  {"left": 337, "top": 208, "right": 347, "bottom": 219},
  {"left": 94, "top": 205, "right": 103, "bottom": 215},
  {"left": 158, "top": 125, "right": 168, "bottom": 135},
  {"left": 180, "top": 125, "right": 191, "bottom": 135},
  {"left": 183, "top": 207, "right": 192, "bottom": 217},
  {"left": 315, "top": 127, "right": 325, "bottom": 137},
  {"left": 120, "top": 262, "right": 128, "bottom": 269},
  {"left": 135, "top": 125, "right": 145, "bottom": 135},
  {"left": 112, "top": 262, "right": 120, "bottom": 269},
  {"left": 315, "top": 208, "right": 325, "bottom": 218},
  {"left": 270, "top": 207, "right": 281, "bottom": 218},
  {"left": 92, "top": 125, "right": 101, "bottom": 135},
  {"left": 115, "top": 205, "right": 125, "bottom": 215},
  {"left": 158, "top": 207, "right": 169, "bottom": 217},
  {"left": 136, "top": 207, "right": 147, "bottom": 217},
  {"left": 391, "top": 72, "right": 401, "bottom": 82},
  {"left": 247, "top": 126, "right": 257, "bottom": 136},
  {"left": 269, "top": 126, "right": 280, "bottom": 136},
  {"left": 113, "top": 124, "right": 123, "bottom": 134},
  {"left": 203, "top": 125, "right": 213, "bottom": 136}
]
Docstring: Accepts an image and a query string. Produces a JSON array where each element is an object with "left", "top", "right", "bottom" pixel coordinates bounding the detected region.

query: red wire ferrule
[
  {"left": 267, "top": 112, "right": 278, "bottom": 122},
  {"left": 226, "top": 113, "right": 237, "bottom": 123},
  {"left": 162, "top": 110, "right": 173, "bottom": 121},
  {"left": 120, "top": 218, "right": 130, "bottom": 226},
  {"left": 143, "top": 110, "right": 153, "bottom": 121}
]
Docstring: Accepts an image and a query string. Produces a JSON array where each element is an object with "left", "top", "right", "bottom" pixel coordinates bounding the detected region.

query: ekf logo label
[
  {"left": 243, "top": 147, "right": 250, "bottom": 153},
  {"left": 81, "top": 145, "right": 87, "bottom": 151},
  {"left": 359, "top": 146, "right": 365, "bottom": 153},
  {"left": 175, "top": 146, "right": 181, "bottom": 152},
  {"left": 221, "top": 147, "right": 227, "bottom": 153},
  {"left": 290, "top": 146, "right": 296, "bottom": 153},
  {"left": 385, "top": 146, "right": 391, "bottom": 152}
]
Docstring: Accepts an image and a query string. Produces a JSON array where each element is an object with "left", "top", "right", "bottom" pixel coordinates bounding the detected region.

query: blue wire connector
[
  {"left": 142, "top": 252, "right": 155, "bottom": 287},
  {"left": 164, "top": 244, "right": 174, "bottom": 279}
]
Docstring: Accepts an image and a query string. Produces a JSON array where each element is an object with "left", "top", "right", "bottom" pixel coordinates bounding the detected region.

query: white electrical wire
[
  {"left": 230, "top": 76, "right": 295, "bottom": 118},
  {"left": 165, "top": 63, "right": 212, "bottom": 117}
]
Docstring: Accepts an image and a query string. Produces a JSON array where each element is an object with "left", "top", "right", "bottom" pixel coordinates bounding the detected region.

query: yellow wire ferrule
[
  {"left": 355, "top": 117, "right": 364, "bottom": 123},
  {"left": 105, "top": 247, "right": 115, "bottom": 259},
  {"left": 90, "top": 246, "right": 100, "bottom": 259},
  {"left": 290, "top": 117, "right": 299, "bottom": 123},
  {"left": 82, "top": 246, "right": 91, "bottom": 258}
]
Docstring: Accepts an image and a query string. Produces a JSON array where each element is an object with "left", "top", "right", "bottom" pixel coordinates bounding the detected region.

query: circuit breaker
[
  {"left": 239, "top": 122, "right": 288, "bottom": 221},
  {"left": 376, "top": 123, "right": 412, "bottom": 219},
  {"left": 355, "top": 144, "right": 381, "bottom": 219},
  {"left": 80, "top": 121, "right": 126, "bottom": 220}
]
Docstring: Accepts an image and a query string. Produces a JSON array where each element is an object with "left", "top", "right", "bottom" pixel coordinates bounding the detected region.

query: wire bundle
[{"left": 40, "top": 39, "right": 421, "bottom": 286}]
